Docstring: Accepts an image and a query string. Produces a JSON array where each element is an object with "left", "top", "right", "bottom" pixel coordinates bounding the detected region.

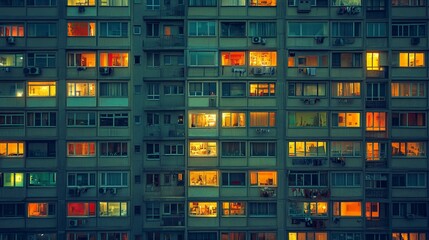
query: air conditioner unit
[
  {"left": 99, "top": 187, "right": 108, "bottom": 194},
  {"left": 23, "top": 67, "right": 41, "bottom": 75},
  {"left": 99, "top": 67, "right": 112, "bottom": 75},
  {"left": 252, "top": 67, "right": 264, "bottom": 75},
  {"left": 69, "top": 220, "right": 79, "bottom": 227},
  {"left": 297, "top": 0, "right": 311, "bottom": 13},
  {"left": 110, "top": 187, "right": 117, "bottom": 195},
  {"left": 78, "top": 6, "right": 85, "bottom": 13},
  {"left": 251, "top": 36, "right": 266, "bottom": 44},
  {"left": 411, "top": 37, "right": 420, "bottom": 45},
  {"left": 6, "top": 36, "right": 15, "bottom": 45}
]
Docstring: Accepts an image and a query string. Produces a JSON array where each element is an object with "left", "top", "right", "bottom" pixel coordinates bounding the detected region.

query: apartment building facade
[{"left": 0, "top": 0, "right": 428, "bottom": 239}]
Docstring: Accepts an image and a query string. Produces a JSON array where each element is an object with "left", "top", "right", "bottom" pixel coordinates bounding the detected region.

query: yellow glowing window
[
  {"left": 0, "top": 24, "right": 24, "bottom": 37},
  {"left": 333, "top": 202, "right": 362, "bottom": 217},
  {"left": 67, "top": 22, "right": 95, "bottom": 37},
  {"left": 189, "top": 202, "right": 217, "bottom": 217},
  {"left": 249, "top": 83, "right": 275, "bottom": 97},
  {"left": 249, "top": 0, "right": 276, "bottom": 6},
  {"left": 0, "top": 142, "right": 24, "bottom": 157},
  {"left": 289, "top": 232, "right": 327, "bottom": 240},
  {"left": 333, "top": 82, "right": 360, "bottom": 97},
  {"left": 250, "top": 171, "right": 277, "bottom": 186},
  {"left": 249, "top": 112, "right": 276, "bottom": 127},
  {"left": 399, "top": 52, "right": 424, "bottom": 67},
  {"left": 67, "top": 0, "right": 95, "bottom": 6},
  {"left": 366, "top": 112, "right": 386, "bottom": 131},
  {"left": 189, "top": 142, "right": 217, "bottom": 157},
  {"left": 333, "top": 112, "right": 360, "bottom": 127},
  {"left": 289, "top": 141, "right": 327, "bottom": 157},
  {"left": 304, "top": 202, "right": 328, "bottom": 216},
  {"left": 365, "top": 202, "right": 380, "bottom": 218},
  {"left": 67, "top": 52, "right": 96, "bottom": 67},
  {"left": 249, "top": 52, "right": 277, "bottom": 66},
  {"left": 189, "top": 171, "right": 218, "bottom": 186},
  {"left": 189, "top": 113, "right": 217, "bottom": 128},
  {"left": 67, "top": 82, "right": 96, "bottom": 97},
  {"left": 367, "top": 52, "right": 380, "bottom": 70},
  {"left": 3, "top": 172, "right": 24, "bottom": 187},
  {"left": 27, "top": 82, "right": 56, "bottom": 97},
  {"left": 100, "top": 52, "right": 129, "bottom": 67},
  {"left": 222, "top": 112, "right": 245, "bottom": 127},
  {"left": 222, "top": 202, "right": 246, "bottom": 216},
  {"left": 67, "top": 142, "right": 96, "bottom": 156},
  {"left": 221, "top": 52, "right": 245, "bottom": 66},
  {"left": 28, "top": 203, "right": 52, "bottom": 217},
  {"left": 99, "top": 202, "right": 128, "bottom": 217},
  {"left": 67, "top": 202, "right": 96, "bottom": 216}
]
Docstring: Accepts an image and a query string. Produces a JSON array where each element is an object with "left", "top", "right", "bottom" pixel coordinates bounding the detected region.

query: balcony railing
[
  {"left": 365, "top": 160, "right": 388, "bottom": 168},
  {"left": 143, "top": 35, "right": 185, "bottom": 48},
  {"left": 161, "top": 215, "right": 185, "bottom": 226},
  {"left": 365, "top": 188, "right": 389, "bottom": 198},
  {"left": 366, "top": 218, "right": 389, "bottom": 228},
  {"left": 290, "top": 187, "right": 330, "bottom": 199},
  {"left": 260, "top": 187, "right": 276, "bottom": 198},
  {"left": 366, "top": 99, "right": 387, "bottom": 108},
  {"left": 292, "top": 158, "right": 327, "bottom": 166}
]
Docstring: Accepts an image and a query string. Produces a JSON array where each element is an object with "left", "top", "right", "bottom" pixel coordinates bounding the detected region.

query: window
[
  {"left": 0, "top": 0, "right": 24, "bottom": 6},
  {"left": 332, "top": 53, "right": 362, "bottom": 67},
  {"left": 67, "top": 22, "right": 95, "bottom": 37},
  {"left": 0, "top": 112, "right": 24, "bottom": 127},
  {"left": 249, "top": 112, "right": 276, "bottom": 127},
  {"left": 67, "top": 172, "right": 96, "bottom": 187},
  {"left": 288, "top": 54, "right": 328, "bottom": 67},
  {"left": 100, "top": 52, "right": 128, "bottom": 67},
  {"left": 27, "top": 23, "right": 56, "bottom": 37},
  {"left": 222, "top": 113, "right": 245, "bottom": 127},
  {"left": 221, "top": 51, "right": 245, "bottom": 66},
  {"left": 366, "top": 234, "right": 388, "bottom": 240},
  {"left": 164, "top": 144, "right": 184, "bottom": 155},
  {"left": 250, "top": 142, "right": 275, "bottom": 157},
  {"left": 367, "top": 22, "right": 387, "bottom": 37},
  {"left": 290, "top": 233, "right": 328, "bottom": 240},
  {"left": 67, "top": 142, "right": 96, "bottom": 157},
  {"left": 164, "top": 85, "right": 184, "bottom": 95},
  {"left": 146, "top": 0, "right": 160, "bottom": 9},
  {"left": 392, "top": 173, "right": 426, "bottom": 187},
  {"left": 100, "top": 22, "right": 128, "bottom": 37},
  {"left": 146, "top": 143, "right": 160, "bottom": 160},
  {"left": 188, "top": 232, "right": 217, "bottom": 240},
  {"left": 189, "top": 0, "right": 217, "bottom": 6},
  {"left": 189, "top": 113, "right": 217, "bottom": 128},
  {"left": 189, "top": 21, "right": 216, "bottom": 36},
  {"left": 67, "top": 202, "right": 96, "bottom": 217},
  {"left": 221, "top": 142, "right": 246, "bottom": 157},
  {"left": 366, "top": 82, "right": 386, "bottom": 101},
  {"left": 99, "top": 82, "right": 128, "bottom": 97},
  {"left": 27, "top": 203, "right": 55, "bottom": 217},
  {"left": 392, "top": 23, "right": 426, "bottom": 37},
  {"left": 332, "top": 112, "right": 361, "bottom": 127},
  {"left": 0, "top": 24, "right": 24, "bottom": 37},
  {"left": 249, "top": 0, "right": 276, "bottom": 6},
  {"left": 249, "top": 51, "right": 277, "bottom": 66},
  {"left": 189, "top": 202, "right": 217, "bottom": 217},
  {"left": 0, "top": 203, "right": 25, "bottom": 217},
  {"left": 67, "top": 0, "right": 95, "bottom": 5},
  {"left": 290, "top": 141, "right": 326, "bottom": 157},
  {"left": 99, "top": 113, "right": 128, "bottom": 127},
  {"left": 162, "top": 202, "right": 185, "bottom": 216},
  {"left": 146, "top": 202, "right": 160, "bottom": 220},
  {"left": 222, "top": 83, "right": 246, "bottom": 97},
  {"left": 0, "top": 53, "right": 23, "bottom": 67},
  {"left": 222, "top": 233, "right": 246, "bottom": 240},
  {"left": 289, "top": 201, "right": 328, "bottom": 216},
  {"left": 366, "top": 142, "right": 387, "bottom": 161},
  {"left": 146, "top": 112, "right": 159, "bottom": 126},
  {"left": 147, "top": 83, "right": 160, "bottom": 100},
  {"left": 392, "top": 202, "right": 427, "bottom": 217},
  {"left": 333, "top": 202, "right": 362, "bottom": 216},
  {"left": 391, "top": 82, "right": 425, "bottom": 97},
  {"left": 222, "top": 172, "right": 245, "bottom": 186},
  {"left": 1, "top": 173, "right": 24, "bottom": 187},
  {"left": 365, "top": 173, "right": 388, "bottom": 189},
  {"left": 331, "top": 141, "right": 361, "bottom": 157},
  {"left": 27, "top": 53, "right": 56, "bottom": 67},
  {"left": 147, "top": 52, "right": 160, "bottom": 67},
  {"left": 28, "top": 172, "right": 56, "bottom": 187},
  {"left": 366, "top": 52, "right": 381, "bottom": 70},
  {"left": 189, "top": 82, "right": 216, "bottom": 96},
  {"left": 288, "top": 171, "right": 328, "bottom": 187},
  {"left": 332, "top": 22, "right": 361, "bottom": 37},
  {"left": 392, "top": 0, "right": 424, "bottom": 6},
  {"left": 67, "top": 233, "right": 97, "bottom": 240},
  {"left": 332, "top": 0, "right": 361, "bottom": 5},
  {"left": 289, "top": 82, "right": 326, "bottom": 97},
  {"left": 392, "top": 112, "right": 426, "bottom": 127},
  {"left": 366, "top": 112, "right": 386, "bottom": 131},
  {"left": 0, "top": 142, "right": 24, "bottom": 158},
  {"left": 288, "top": 112, "right": 327, "bottom": 128},
  {"left": 288, "top": 22, "right": 326, "bottom": 36},
  {"left": 250, "top": 171, "right": 277, "bottom": 186},
  {"left": 99, "top": 172, "right": 129, "bottom": 187},
  {"left": 146, "top": 22, "right": 159, "bottom": 37},
  {"left": 189, "top": 51, "right": 217, "bottom": 66},
  {"left": 222, "top": 202, "right": 245, "bottom": 216},
  {"left": 27, "top": 141, "right": 56, "bottom": 158},
  {"left": 249, "top": 203, "right": 276, "bottom": 216},
  {"left": 67, "top": 82, "right": 96, "bottom": 97},
  {"left": 249, "top": 83, "right": 275, "bottom": 97},
  {"left": 100, "top": 202, "right": 127, "bottom": 217},
  {"left": 67, "top": 52, "right": 96, "bottom": 67},
  {"left": 399, "top": 52, "right": 424, "bottom": 67},
  {"left": 189, "top": 171, "right": 218, "bottom": 186},
  {"left": 220, "top": 22, "right": 245, "bottom": 36},
  {"left": 67, "top": 112, "right": 96, "bottom": 127},
  {"left": 332, "top": 172, "right": 361, "bottom": 187},
  {"left": 249, "top": 22, "right": 277, "bottom": 37},
  {"left": 190, "top": 142, "right": 217, "bottom": 157},
  {"left": 100, "top": 142, "right": 128, "bottom": 157},
  {"left": 27, "top": 82, "right": 56, "bottom": 97},
  {"left": 0, "top": 82, "right": 24, "bottom": 97},
  {"left": 392, "top": 142, "right": 425, "bottom": 157},
  {"left": 25, "top": 112, "right": 55, "bottom": 127},
  {"left": 100, "top": 0, "right": 129, "bottom": 6}
]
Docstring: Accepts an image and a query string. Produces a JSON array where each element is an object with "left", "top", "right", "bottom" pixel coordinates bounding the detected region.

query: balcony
[
  {"left": 365, "top": 188, "right": 388, "bottom": 198},
  {"left": 291, "top": 158, "right": 327, "bottom": 166},
  {"left": 161, "top": 215, "right": 185, "bottom": 226},
  {"left": 366, "top": 218, "right": 389, "bottom": 228},
  {"left": 143, "top": 35, "right": 185, "bottom": 48},
  {"left": 290, "top": 188, "right": 330, "bottom": 199},
  {"left": 330, "top": 157, "right": 345, "bottom": 166},
  {"left": 259, "top": 187, "right": 276, "bottom": 198},
  {"left": 367, "top": 67, "right": 388, "bottom": 78},
  {"left": 144, "top": 5, "right": 185, "bottom": 18},
  {"left": 366, "top": 99, "right": 386, "bottom": 108},
  {"left": 365, "top": 159, "right": 387, "bottom": 168}
]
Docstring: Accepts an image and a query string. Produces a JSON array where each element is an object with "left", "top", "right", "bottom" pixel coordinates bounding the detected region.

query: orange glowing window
[
  {"left": 28, "top": 203, "right": 54, "bottom": 217},
  {"left": 221, "top": 52, "right": 245, "bottom": 66},
  {"left": 365, "top": 202, "right": 380, "bottom": 218},
  {"left": 0, "top": 24, "right": 24, "bottom": 37},
  {"left": 100, "top": 52, "right": 129, "bottom": 67},
  {"left": 249, "top": 0, "right": 276, "bottom": 6},
  {"left": 0, "top": 142, "right": 24, "bottom": 157},
  {"left": 249, "top": 52, "right": 277, "bottom": 66},
  {"left": 67, "top": 142, "right": 96, "bottom": 156},
  {"left": 366, "top": 112, "right": 386, "bottom": 131},
  {"left": 67, "top": 202, "right": 96, "bottom": 216},
  {"left": 333, "top": 201, "right": 362, "bottom": 217},
  {"left": 250, "top": 171, "right": 277, "bottom": 186},
  {"left": 67, "top": 22, "right": 96, "bottom": 37},
  {"left": 399, "top": 52, "right": 424, "bottom": 67}
]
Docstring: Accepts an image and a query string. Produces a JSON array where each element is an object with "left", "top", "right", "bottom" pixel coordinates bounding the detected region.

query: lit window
[
  {"left": 99, "top": 172, "right": 129, "bottom": 187},
  {"left": 189, "top": 202, "right": 217, "bottom": 217},
  {"left": 288, "top": 54, "right": 328, "bottom": 67},
  {"left": 249, "top": 0, "right": 276, "bottom": 6},
  {"left": 367, "top": 52, "right": 380, "bottom": 70},
  {"left": 67, "top": 52, "right": 96, "bottom": 67},
  {"left": 221, "top": 52, "right": 245, "bottom": 66},
  {"left": 289, "top": 82, "right": 326, "bottom": 97},
  {"left": 0, "top": 54, "right": 24, "bottom": 67},
  {"left": 288, "top": 141, "right": 327, "bottom": 157},
  {"left": 249, "top": 52, "right": 277, "bottom": 66},
  {"left": 392, "top": 112, "right": 426, "bottom": 127},
  {"left": 67, "top": 82, "right": 96, "bottom": 97},
  {"left": 100, "top": 52, "right": 129, "bottom": 67},
  {"left": 0, "top": 112, "right": 24, "bottom": 127},
  {"left": 67, "top": 22, "right": 95, "bottom": 37},
  {"left": 100, "top": 202, "right": 128, "bottom": 217},
  {"left": 391, "top": 82, "right": 425, "bottom": 97},
  {"left": 250, "top": 171, "right": 277, "bottom": 186},
  {"left": 27, "top": 82, "right": 56, "bottom": 97},
  {"left": 366, "top": 112, "right": 386, "bottom": 131},
  {"left": 392, "top": 142, "right": 425, "bottom": 157},
  {"left": 365, "top": 202, "right": 380, "bottom": 219},
  {"left": 100, "top": 142, "right": 128, "bottom": 157},
  {"left": 100, "top": 0, "right": 129, "bottom": 6},
  {"left": 289, "top": 232, "right": 328, "bottom": 240},
  {"left": 67, "top": 172, "right": 96, "bottom": 187},
  {"left": 332, "top": 112, "right": 360, "bottom": 127},
  {"left": 399, "top": 52, "right": 424, "bottom": 67},
  {"left": 190, "top": 142, "right": 217, "bottom": 157},
  {"left": 289, "top": 201, "right": 328, "bottom": 216},
  {"left": 249, "top": 112, "right": 276, "bottom": 127},
  {"left": 288, "top": 112, "right": 327, "bottom": 128},
  {"left": 67, "top": 202, "right": 96, "bottom": 216},
  {"left": 189, "top": 171, "right": 218, "bottom": 186},
  {"left": 222, "top": 202, "right": 245, "bottom": 216},
  {"left": 331, "top": 141, "right": 361, "bottom": 157},
  {"left": 28, "top": 172, "right": 56, "bottom": 187},
  {"left": 249, "top": 83, "right": 275, "bottom": 96},
  {"left": 67, "top": 142, "right": 96, "bottom": 157},
  {"left": 67, "top": 0, "right": 95, "bottom": 6},
  {"left": 189, "top": 113, "right": 217, "bottom": 128},
  {"left": 366, "top": 142, "right": 387, "bottom": 161},
  {"left": 28, "top": 203, "right": 55, "bottom": 217},
  {"left": 333, "top": 202, "right": 362, "bottom": 217},
  {"left": 0, "top": 142, "right": 24, "bottom": 157},
  {"left": 2, "top": 173, "right": 24, "bottom": 187},
  {"left": 222, "top": 112, "right": 245, "bottom": 127},
  {"left": 0, "top": 24, "right": 24, "bottom": 37}
]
